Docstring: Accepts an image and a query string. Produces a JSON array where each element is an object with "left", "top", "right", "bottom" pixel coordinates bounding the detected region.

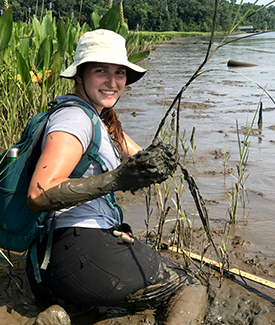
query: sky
[{"left": 236, "top": 0, "right": 275, "bottom": 5}]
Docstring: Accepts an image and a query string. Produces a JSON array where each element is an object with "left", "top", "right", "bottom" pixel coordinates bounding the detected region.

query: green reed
[{"left": 228, "top": 101, "right": 260, "bottom": 223}]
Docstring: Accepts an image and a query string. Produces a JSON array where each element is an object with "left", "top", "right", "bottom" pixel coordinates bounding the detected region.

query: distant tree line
[{"left": 6, "top": 0, "right": 275, "bottom": 32}]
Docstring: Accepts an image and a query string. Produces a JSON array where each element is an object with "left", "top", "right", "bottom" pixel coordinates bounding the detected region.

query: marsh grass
[
  {"left": 228, "top": 102, "right": 260, "bottom": 223},
  {"left": 126, "top": 32, "right": 166, "bottom": 58},
  {"left": 0, "top": 39, "right": 76, "bottom": 149}
]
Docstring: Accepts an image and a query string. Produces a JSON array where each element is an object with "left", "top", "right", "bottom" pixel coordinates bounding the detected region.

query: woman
[{"left": 26, "top": 29, "right": 192, "bottom": 310}]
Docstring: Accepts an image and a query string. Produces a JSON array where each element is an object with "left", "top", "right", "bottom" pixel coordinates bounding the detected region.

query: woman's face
[{"left": 75, "top": 62, "right": 127, "bottom": 114}]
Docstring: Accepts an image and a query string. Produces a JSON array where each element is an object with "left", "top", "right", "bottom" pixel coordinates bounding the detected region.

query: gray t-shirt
[{"left": 43, "top": 95, "right": 121, "bottom": 230}]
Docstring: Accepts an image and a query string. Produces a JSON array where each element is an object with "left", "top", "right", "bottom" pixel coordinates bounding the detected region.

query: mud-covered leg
[
  {"left": 125, "top": 258, "right": 193, "bottom": 311},
  {"left": 162, "top": 283, "right": 208, "bottom": 325},
  {"left": 25, "top": 305, "right": 71, "bottom": 325}
]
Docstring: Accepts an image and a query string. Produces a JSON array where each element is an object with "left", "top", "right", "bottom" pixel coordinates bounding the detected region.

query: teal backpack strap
[
  {"left": 40, "top": 214, "right": 56, "bottom": 271},
  {"left": 105, "top": 192, "right": 123, "bottom": 223},
  {"left": 30, "top": 242, "right": 42, "bottom": 283},
  {"left": 67, "top": 102, "right": 104, "bottom": 177}
]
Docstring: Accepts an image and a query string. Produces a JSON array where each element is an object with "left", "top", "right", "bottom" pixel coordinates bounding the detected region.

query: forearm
[
  {"left": 122, "top": 132, "right": 142, "bottom": 158},
  {"left": 28, "top": 169, "right": 119, "bottom": 212}
]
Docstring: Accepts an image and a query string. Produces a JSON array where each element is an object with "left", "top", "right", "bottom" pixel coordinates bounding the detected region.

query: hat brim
[{"left": 60, "top": 56, "right": 146, "bottom": 85}]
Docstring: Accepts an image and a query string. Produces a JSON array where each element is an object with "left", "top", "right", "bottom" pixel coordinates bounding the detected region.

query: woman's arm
[
  {"left": 28, "top": 136, "right": 177, "bottom": 213},
  {"left": 28, "top": 131, "right": 83, "bottom": 201},
  {"left": 122, "top": 132, "right": 142, "bottom": 158}
]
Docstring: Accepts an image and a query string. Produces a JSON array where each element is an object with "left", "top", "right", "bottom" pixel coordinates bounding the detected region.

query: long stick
[{"left": 169, "top": 246, "right": 275, "bottom": 290}]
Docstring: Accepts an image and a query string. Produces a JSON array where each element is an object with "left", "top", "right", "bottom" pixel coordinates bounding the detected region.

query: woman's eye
[
  {"left": 117, "top": 70, "right": 126, "bottom": 75},
  {"left": 96, "top": 69, "right": 105, "bottom": 73}
]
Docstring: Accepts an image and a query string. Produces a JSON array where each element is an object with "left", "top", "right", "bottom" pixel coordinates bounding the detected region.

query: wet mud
[
  {"left": 2, "top": 201, "right": 275, "bottom": 325},
  {"left": 1, "top": 226, "right": 275, "bottom": 325}
]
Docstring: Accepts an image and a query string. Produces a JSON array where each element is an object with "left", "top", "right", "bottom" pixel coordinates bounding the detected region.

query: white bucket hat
[{"left": 60, "top": 29, "right": 146, "bottom": 85}]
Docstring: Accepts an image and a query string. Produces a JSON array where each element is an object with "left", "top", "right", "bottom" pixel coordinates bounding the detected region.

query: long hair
[
  {"left": 75, "top": 63, "right": 125, "bottom": 155},
  {"left": 100, "top": 107, "right": 125, "bottom": 154}
]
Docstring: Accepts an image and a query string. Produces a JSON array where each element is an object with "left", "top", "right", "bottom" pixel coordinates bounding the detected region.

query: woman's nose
[{"left": 107, "top": 74, "right": 116, "bottom": 87}]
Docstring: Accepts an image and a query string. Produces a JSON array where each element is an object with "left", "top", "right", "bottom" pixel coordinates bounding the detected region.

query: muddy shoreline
[{"left": 1, "top": 187, "right": 275, "bottom": 324}]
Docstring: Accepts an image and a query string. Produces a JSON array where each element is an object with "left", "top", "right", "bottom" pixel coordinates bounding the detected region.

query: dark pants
[{"left": 26, "top": 226, "right": 192, "bottom": 309}]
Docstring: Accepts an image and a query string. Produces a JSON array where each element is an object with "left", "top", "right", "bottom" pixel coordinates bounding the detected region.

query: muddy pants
[{"left": 26, "top": 226, "right": 192, "bottom": 309}]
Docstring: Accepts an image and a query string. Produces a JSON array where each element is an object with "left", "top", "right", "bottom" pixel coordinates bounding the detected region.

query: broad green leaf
[
  {"left": 100, "top": 3, "right": 120, "bottom": 32},
  {"left": 91, "top": 11, "right": 100, "bottom": 30},
  {"left": 46, "top": 9, "right": 53, "bottom": 22},
  {"left": 17, "top": 37, "right": 32, "bottom": 62},
  {"left": 32, "top": 16, "right": 42, "bottom": 48},
  {"left": 46, "top": 51, "right": 62, "bottom": 87},
  {"left": 68, "top": 27, "right": 76, "bottom": 57},
  {"left": 52, "top": 16, "right": 56, "bottom": 32},
  {"left": 128, "top": 50, "right": 149, "bottom": 63},
  {"left": 0, "top": 9, "right": 13, "bottom": 51},
  {"left": 16, "top": 50, "right": 31, "bottom": 85},
  {"left": 53, "top": 39, "right": 58, "bottom": 52},
  {"left": 67, "top": 26, "right": 73, "bottom": 56},
  {"left": 66, "top": 17, "right": 71, "bottom": 30},
  {"left": 35, "top": 36, "right": 53, "bottom": 70},
  {"left": 126, "top": 33, "right": 139, "bottom": 51},
  {"left": 1, "top": 46, "right": 9, "bottom": 63},
  {"left": 43, "top": 14, "right": 53, "bottom": 39},
  {"left": 68, "top": 24, "right": 80, "bottom": 58},
  {"left": 57, "top": 19, "right": 67, "bottom": 57},
  {"left": 8, "top": 33, "right": 16, "bottom": 54},
  {"left": 118, "top": 22, "right": 129, "bottom": 39},
  {"left": 81, "top": 22, "right": 90, "bottom": 34}
]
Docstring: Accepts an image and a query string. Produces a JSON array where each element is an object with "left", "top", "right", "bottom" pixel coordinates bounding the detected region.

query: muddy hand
[{"left": 116, "top": 138, "right": 178, "bottom": 192}]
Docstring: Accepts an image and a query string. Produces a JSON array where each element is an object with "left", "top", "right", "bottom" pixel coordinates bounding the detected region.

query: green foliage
[
  {"left": 0, "top": 8, "right": 12, "bottom": 52},
  {"left": 99, "top": 3, "right": 120, "bottom": 31},
  {"left": 5, "top": 0, "right": 275, "bottom": 32},
  {"left": 0, "top": 4, "right": 158, "bottom": 150},
  {"left": 128, "top": 51, "right": 149, "bottom": 64}
]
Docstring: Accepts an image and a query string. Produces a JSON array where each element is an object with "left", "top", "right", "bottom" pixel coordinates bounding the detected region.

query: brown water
[{"left": 117, "top": 33, "right": 275, "bottom": 261}]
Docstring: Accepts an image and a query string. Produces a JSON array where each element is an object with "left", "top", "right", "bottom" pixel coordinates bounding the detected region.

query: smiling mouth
[{"left": 100, "top": 90, "right": 115, "bottom": 95}]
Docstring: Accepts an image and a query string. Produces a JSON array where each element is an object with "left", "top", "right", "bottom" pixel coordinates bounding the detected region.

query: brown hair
[{"left": 100, "top": 107, "right": 125, "bottom": 153}]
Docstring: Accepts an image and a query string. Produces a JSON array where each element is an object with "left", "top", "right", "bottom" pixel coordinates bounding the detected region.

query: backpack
[{"left": 0, "top": 99, "right": 119, "bottom": 255}]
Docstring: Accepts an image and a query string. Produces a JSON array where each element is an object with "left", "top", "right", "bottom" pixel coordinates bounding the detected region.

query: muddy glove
[
  {"left": 115, "top": 138, "right": 178, "bottom": 192},
  {"left": 28, "top": 138, "right": 178, "bottom": 212}
]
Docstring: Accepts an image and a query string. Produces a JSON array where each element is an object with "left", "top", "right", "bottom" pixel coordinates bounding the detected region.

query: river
[{"left": 117, "top": 32, "right": 275, "bottom": 261}]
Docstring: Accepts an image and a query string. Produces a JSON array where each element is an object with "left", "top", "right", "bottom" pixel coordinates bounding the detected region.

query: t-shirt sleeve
[{"left": 43, "top": 106, "right": 93, "bottom": 152}]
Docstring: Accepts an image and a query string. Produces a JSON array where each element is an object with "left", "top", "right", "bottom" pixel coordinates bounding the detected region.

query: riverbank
[{"left": 1, "top": 214, "right": 275, "bottom": 324}]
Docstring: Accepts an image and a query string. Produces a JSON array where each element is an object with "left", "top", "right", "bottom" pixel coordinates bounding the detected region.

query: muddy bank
[
  {"left": 1, "top": 222, "right": 275, "bottom": 324},
  {"left": 1, "top": 171, "right": 275, "bottom": 324}
]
